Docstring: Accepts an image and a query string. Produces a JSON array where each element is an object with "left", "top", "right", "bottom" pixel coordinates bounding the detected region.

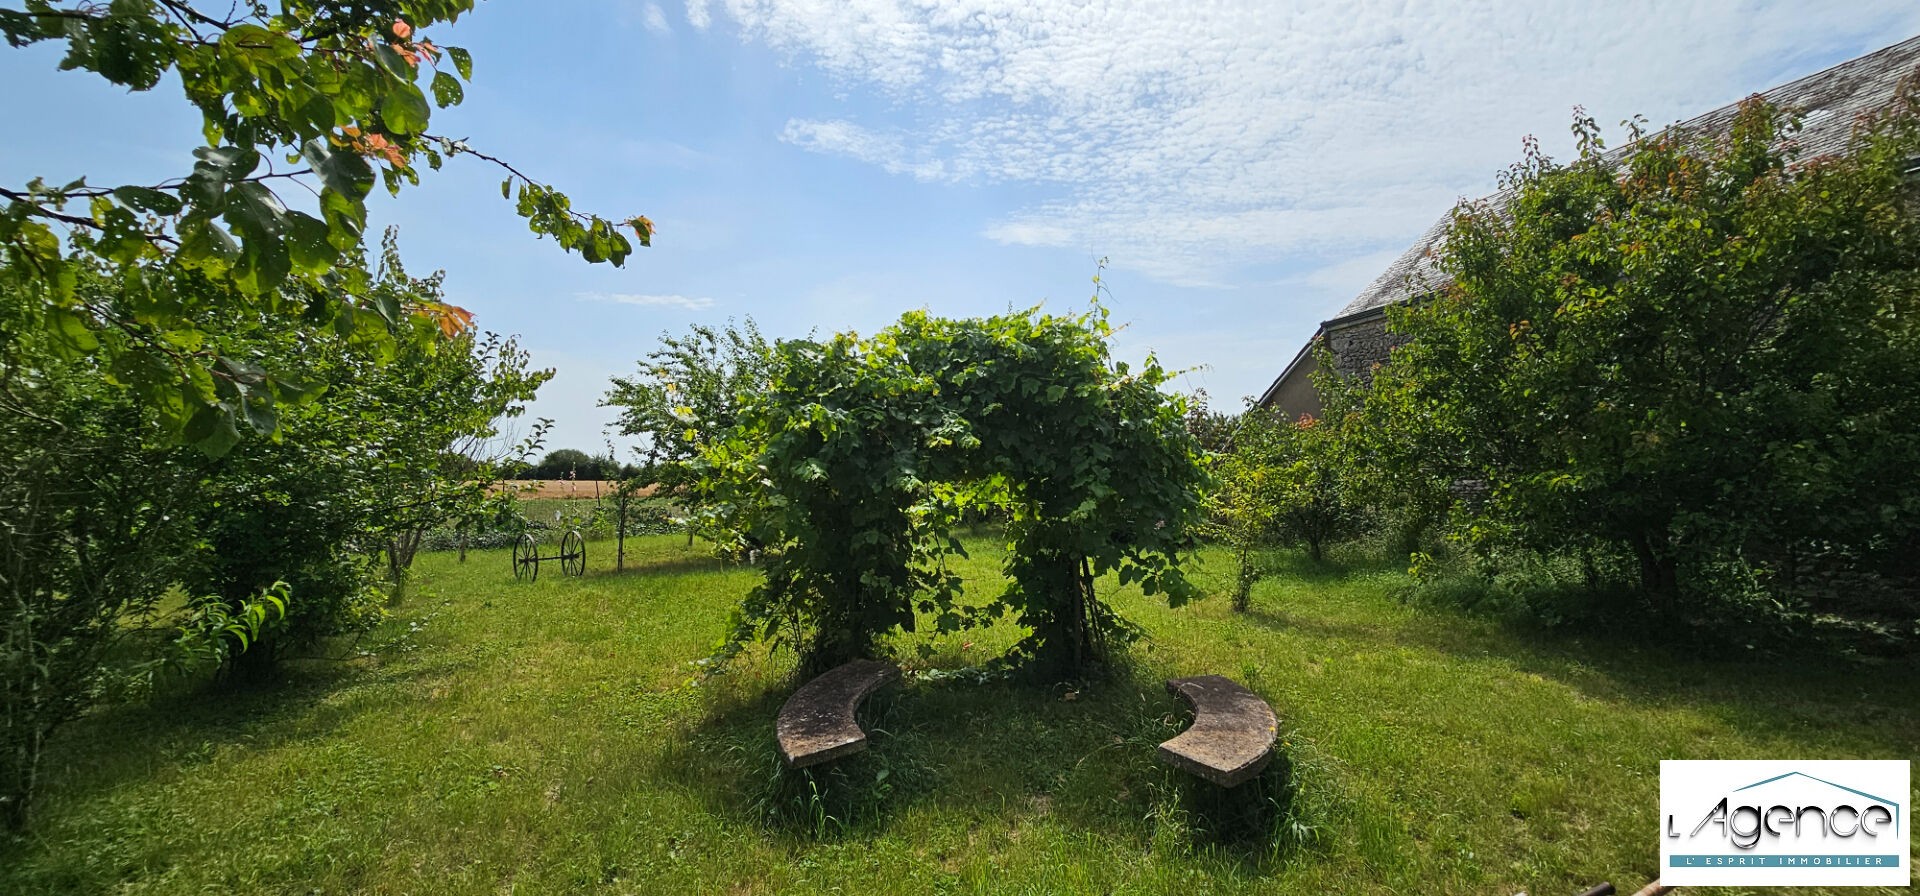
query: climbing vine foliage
[
  {"left": 700, "top": 305, "right": 1207, "bottom": 676},
  {"left": 1, "top": 0, "right": 648, "bottom": 452}
]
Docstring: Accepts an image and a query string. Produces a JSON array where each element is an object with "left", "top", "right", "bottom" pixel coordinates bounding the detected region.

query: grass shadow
[
  {"left": 589, "top": 552, "right": 737, "bottom": 578},
  {"left": 24, "top": 623, "right": 472, "bottom": 819},
  {"left": 653, "top": 658, "right": 1335, "bottom": 877},
  {"left": 1226, "top": 531, "right": 1920, "bottom": 745},
  {"left": 1237, "top": 606, "right": 1399, "bottom": 644},
  {"left": 1252, "top": 562, "right": 1920, "bottom": 761},
  {"left": 1452, "top": 623, "right": 1920, "bottom": 754},
  {"left": 650, "top": 673, "right": 934, "bottom": 842},
  {"left": 1156, "top": 748, "right": 1332, "bottom": 873}
]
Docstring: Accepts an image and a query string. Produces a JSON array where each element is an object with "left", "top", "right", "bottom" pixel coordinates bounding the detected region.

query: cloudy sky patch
[{"left": 8, "top": 2, "right": 1911, "bottom": 451}]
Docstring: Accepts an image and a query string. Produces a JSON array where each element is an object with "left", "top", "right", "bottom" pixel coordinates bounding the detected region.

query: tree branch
[
  {"left": 154, "top": 0, "right": 240, "bottom": 31},
  {"left": 154, "top": 0, "right": 208, "bottom": 41},
  {"left": 0, "top": 186, "right": 116, "bottom": 229},
  {"left": 7, "top": 6, "right": 102, "bottom": 23},
  {"left": 37, "top": 168, "right": 315, "bottom": 201},
  {"left": 425, "top": 135, "right": 603, "bottom": 228}
]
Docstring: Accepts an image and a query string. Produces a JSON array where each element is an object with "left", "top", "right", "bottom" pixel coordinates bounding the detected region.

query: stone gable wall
[{"left": 1324, "top": 312, "right": 1405, "bottom": 382}]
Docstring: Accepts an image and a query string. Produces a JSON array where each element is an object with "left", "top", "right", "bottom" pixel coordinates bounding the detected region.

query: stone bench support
[
  {"left": 775, "top": 659, "right": 901, "bottom": 768},
  {"left": 1157, "top": 674, "right": 1277, "bottom": 788}
]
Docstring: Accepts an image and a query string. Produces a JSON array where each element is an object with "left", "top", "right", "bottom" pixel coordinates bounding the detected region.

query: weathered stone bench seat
[
  {"left": 775, "top": 659, "right": 901, "bottom": 768},
  {"left": 1157, "top": 675, "right": 1277, "bottom": 788}
]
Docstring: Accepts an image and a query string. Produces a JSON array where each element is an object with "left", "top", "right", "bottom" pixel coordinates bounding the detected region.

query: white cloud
[
  {"left": 685, "top": 0, "right": 711, "bottom": 30},
  {"left": 1300, "top": 247, "right": 1409, "bottom": 296},
  {"left": 979, "top": 219, "right": 1072, "bottom": 248},
  {"left": 781, "top": 118, "right": 947, "bottom": 179},
  {"left": 714, "top": 0, "right": 1920, "bottom": 284},
  {"left": 579, "top": 291, "right": 717, "bottom": 311},
  {"left": 643, "top": 2, "right": 671, "bottom": 34}
]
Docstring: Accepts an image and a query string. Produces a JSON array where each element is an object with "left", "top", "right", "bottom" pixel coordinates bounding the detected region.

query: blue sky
[{"left": 4, "top": 1, "right": 1918, "bottom": 455}]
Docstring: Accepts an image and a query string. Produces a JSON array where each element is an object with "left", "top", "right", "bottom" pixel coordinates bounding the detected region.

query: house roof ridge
[{"left": 1328, "top": 33, "right": 1920, "bottom": 322}]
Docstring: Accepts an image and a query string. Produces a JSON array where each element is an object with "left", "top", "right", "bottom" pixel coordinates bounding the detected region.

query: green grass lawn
[{"left": 4, "top": 534, "right": 1915, "bottom": 895}]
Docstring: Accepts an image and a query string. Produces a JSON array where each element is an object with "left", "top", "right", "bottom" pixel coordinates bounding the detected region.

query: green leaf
[
  {"left": 192, "top": 145, "right": 261, "bottom": 182},
  {"left": 372, "top": 291, "right": 403, "bottom": 326},
  {"left": 302, "top": 138, "right": 374, "bottom": 200},
  {"left": 372, "top": 43, "right": 414, "bottom": 80},
  {"left": 320, "top": 189, "right": 366, "bottom": 251},
  {"left": 225, "top": 182, "right": 289, "bottom": 239},
  {"left": 184, "top": 404, "right": 244, "bottom": 457},
  {"left": 178, "top": 216, "right": 240, "bottom": 266},
  {"left": 222, "top": 182, "right": 293, "bottom": 294},
  {"left": 240, "top": 394, "right": 278, "bottom": 435},
  {"left": 113, "top": 185, "right": 182, "bottom": 215},
  {"left": 48, "top": 307, "right": 99, "bottom": 353},
  {"left": 430, "top": 70, "right": 464, "bottom": 107},
  {"left": 298, "top": 93, "right": 336, "bottom": 132},
  {"left": 179, "top": 172, "right": 226, "bottom": 214},
  {"left": 230, "top": 232, "right": 291, "bottom": 295},
  {"left": 284, "top": 210, "right": 336, "bottom": 274},
  {"left": 270, "top": 370, "right": 327, "bottom": 406},
  {"left": 447, "top": 46, "right": 473, "bottom": 80},
  {"left": 215, "top": 355, "right": 265, "bottom": 388},
  {"left": 379, "top": 85, "right": 431, "bottom": 136},
  {"left": 220, "top": 23, "right": 299, "bottom": 61}
]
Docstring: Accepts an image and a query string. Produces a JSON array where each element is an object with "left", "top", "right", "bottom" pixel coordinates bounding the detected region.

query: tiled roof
[{"left": 1331, "top": 34, "right": 1920, "bottom": 321}]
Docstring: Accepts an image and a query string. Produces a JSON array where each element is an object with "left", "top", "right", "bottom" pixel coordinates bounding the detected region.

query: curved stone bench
[
  {"left": 1158, "top": 675, "right": 1278, "bottom": 788},
  {"left": 775, "top": 659, "right": 901, "bottom": 768}
]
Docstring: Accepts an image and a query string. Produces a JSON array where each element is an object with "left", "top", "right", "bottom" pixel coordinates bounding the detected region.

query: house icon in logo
[{"left": 1731, "top": 770, "right": 1904, "bottom": 840}]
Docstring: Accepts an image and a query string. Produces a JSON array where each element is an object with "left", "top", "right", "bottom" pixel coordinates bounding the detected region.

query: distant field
[{"left": 494, "top": 479, "right": 646, "bottom": 500}]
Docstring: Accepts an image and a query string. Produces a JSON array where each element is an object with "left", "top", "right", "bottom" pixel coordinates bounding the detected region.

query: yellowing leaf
[{"left": 417, "top": 301, "right": 475, "bottom": 338}]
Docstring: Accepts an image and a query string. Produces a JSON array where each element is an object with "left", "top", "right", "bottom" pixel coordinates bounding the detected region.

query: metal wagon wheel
[
  {"left": 560, "top": 528, "right": 586, "bottom": 577},
  {"left": 513, "top": 532, "right": 539, "bottom": 582}
]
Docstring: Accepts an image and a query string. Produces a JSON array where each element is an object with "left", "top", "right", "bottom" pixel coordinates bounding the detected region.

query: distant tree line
[{"left": 509, "top": 448, "right": 640, "bottom": 481}]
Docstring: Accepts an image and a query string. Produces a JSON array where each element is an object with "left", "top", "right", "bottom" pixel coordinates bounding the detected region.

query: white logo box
[{"left": 1660, "top": 759, "right": 1910, "bottom": 887}]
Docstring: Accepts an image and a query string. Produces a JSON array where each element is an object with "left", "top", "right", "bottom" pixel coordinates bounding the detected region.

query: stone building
[{"left": 1257, "top": 34, "right": 1920, "bottom": 418}]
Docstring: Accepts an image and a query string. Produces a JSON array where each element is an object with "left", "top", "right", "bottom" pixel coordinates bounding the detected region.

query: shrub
[{"left": 1360, "top": 89, "right": 1920, "bottom": 644}]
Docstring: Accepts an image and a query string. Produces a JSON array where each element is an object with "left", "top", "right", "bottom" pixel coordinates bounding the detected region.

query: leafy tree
[
  {"left": 312, "top": 239, "right": 549, "bottom": 585},
  {"left": 0, "top": 269, "right": 279, "bottom": 831},
  {"left": 1, "top": 344, "right": 185, "bottom": 832},
  {"left": 1182, "top": 388, "right": 1239, "bottom": 455},
  {"left": 603, "top": 318, "right": 776, "bottom": 495},
  {"left": 182, "top": 415, "right": 387, "bottom": 676},
  {"left": 605, "top": 473, "right": 648, "bottom": 572},
  {"left": 362, "top": 328, "right": 547, "bottom": 579},
  {"left": 603, "top": 319, "right": 778, "bottom": 554},
  {"left": 1268, "top": 411, "right": 1366, "bottom": 564},
  {"left": 1313, "top": 346, "right": 1451, "bottom": 562},
  {"left": 519, "top": 448, "right": 620, "bottom": 481},
  {"left": 180, "top": 237, "right": 549, "bottom": 670},
  {"left": 1365, "top": 89, "right": 1920, "bottom": 632},
  {"left": 1200, "top": 407, "right": 1288, "bottom": 611},
  {"left": 702, "top": 306, "right": 1206, "bottom": 676},
  {"left": 699, "top": 330, "right": 949, "bottom": 671},
  {"left": 1202, "top": 402, "right": 1366, "bottom": 611},
  {"left": 1, "top": 0, "right": 647, "bottom": 451}
]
